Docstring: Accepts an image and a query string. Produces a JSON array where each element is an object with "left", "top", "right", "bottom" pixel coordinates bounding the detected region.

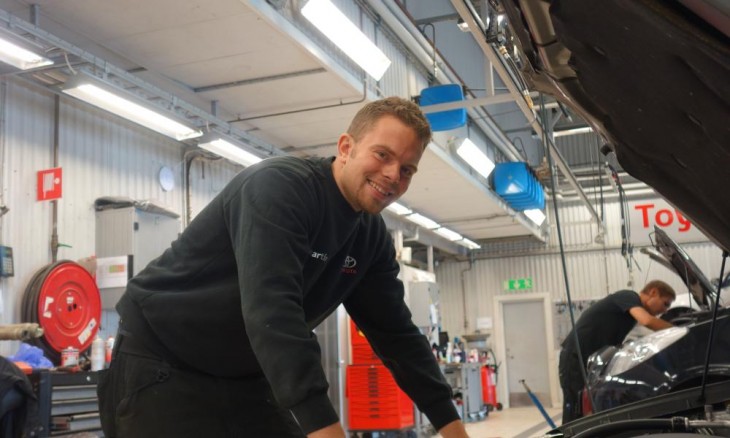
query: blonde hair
[
  {"left": 347, "top": 97, "right": 431, "bottom": 150},
  {"left": 640, "top": 280, "right": 676, "bottom": 299}
]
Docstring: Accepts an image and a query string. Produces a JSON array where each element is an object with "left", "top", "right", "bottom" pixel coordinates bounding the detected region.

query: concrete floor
[{"left": 442, "top": 406, "right": 562, "bottom": 438}]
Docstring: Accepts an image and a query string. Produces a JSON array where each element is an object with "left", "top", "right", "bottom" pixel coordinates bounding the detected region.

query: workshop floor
[{"left": 444, "top": 406, "right": 563, "bottom": 438}]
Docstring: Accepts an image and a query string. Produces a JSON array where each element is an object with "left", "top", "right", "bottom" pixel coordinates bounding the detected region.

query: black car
[
  {"left": 583, "top": 228, "right": 730, "bottom": 413},
  {"left": 496, "top": 0, "right": 730, "bottom": 436}
]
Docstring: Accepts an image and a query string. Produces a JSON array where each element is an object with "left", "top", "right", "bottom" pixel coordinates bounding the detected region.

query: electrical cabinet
[
  {"left": 95, "top": 207, "right": 180, "bottom": 310},
  {"left": 407, "top": 281, "right": 439, "bottom": 328}
]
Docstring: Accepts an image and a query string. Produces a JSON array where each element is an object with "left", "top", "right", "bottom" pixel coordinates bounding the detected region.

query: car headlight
[
  {"left": 586, "top": 345, "right": 618, "bottom": 385},
  {"left": 587, "top": 346, "right": 617, "bottom": 370},
  {"left": 604, "top": 326, "right": 689, "bottom": 376}
]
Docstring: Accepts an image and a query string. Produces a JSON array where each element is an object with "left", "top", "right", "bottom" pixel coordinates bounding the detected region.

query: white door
[{"left": 503, "top": 299, "right": 551, "bottom": 407}]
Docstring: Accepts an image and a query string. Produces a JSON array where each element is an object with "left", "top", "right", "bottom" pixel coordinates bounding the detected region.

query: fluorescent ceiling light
[
  {"left": 385, "top": 202, "right": 412, "bottom": 216},
  {"left": 406, "top": 213, "right": 440, "bottom": 230},
  {"left": 198, "top": 133, "right": 262, "bottom": 167},
  {"left": 0, "top": 35, "right": 53, "bottom": 70},
  {"left": 62, "top": 72, "right": 202, "bottom": 141},
  {"left": 553, "top": 126, "right": 593, "bottom": 138},
  {"left": 457, "top": 238, "right": 481, "bottom": 250},
  {"left": 456, "top": 138, "right": 496, "bottom": 178},
  {"left": 435, "top": 227, "right": 463, "bottom": 241},
  {"left": 302, "top": 0, "right": 391, "bottom": 80},
  {"left": 524, "top": 208, "right": 546, "bottom": 226}
]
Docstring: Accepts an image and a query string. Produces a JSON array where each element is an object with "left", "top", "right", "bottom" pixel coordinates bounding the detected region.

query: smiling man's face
[{"left": 333, "top": 115, "right": 424, "bottom": 214}]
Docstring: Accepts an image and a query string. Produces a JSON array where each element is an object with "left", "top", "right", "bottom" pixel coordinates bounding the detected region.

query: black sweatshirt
[
  {"left": 116, "top": 156, "right": 458, "bottom": 434},
  {"left": 561, "top": 290, "right": 642, "bottom": 364}
]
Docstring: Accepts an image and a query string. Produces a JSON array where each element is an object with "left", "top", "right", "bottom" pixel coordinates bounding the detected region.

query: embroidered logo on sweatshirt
[
  {"left": 341, "top": 256, "right": 357, "bottom": 274},
  {"left": 311, "top": 251, "right": 329, "bottom": 262}
]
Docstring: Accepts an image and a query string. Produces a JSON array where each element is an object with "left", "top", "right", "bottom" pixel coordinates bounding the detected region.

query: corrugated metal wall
[
  {"left": 435, "top": 201, "right": 724, "bottom": 340},
  {"left": 546, "top": 203, "right": 622, "bottom": 247},
  {"left": 187, "top": 157, "right": 243, "bottom": 220},
  {"left": 0, "top": 78, "right": 240, "bottom": 354},
  {"left": 378, "top": 30, "right": 413, "bottom": 98}
]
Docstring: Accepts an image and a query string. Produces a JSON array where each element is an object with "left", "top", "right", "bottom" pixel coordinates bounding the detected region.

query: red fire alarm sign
[{"left": 37, "top": 167, "right": 63, "bottom": 201}]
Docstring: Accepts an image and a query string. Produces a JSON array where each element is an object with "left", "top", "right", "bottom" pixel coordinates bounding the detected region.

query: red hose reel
[{"left": 22, "top": 260, "right": 101, "bottom": 363}]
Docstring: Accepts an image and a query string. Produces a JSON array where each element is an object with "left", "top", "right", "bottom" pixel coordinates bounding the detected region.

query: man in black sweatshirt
[
  {"left": 98, "top": 97, "right": 469, "bottom": 437},
  {"left": 559, "top": 280, "right": 675, "bottom": 424}
]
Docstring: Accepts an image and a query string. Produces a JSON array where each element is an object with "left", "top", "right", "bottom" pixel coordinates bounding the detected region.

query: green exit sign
[{"left": 503, "top": 277, "right": 533, "bottom": 291}]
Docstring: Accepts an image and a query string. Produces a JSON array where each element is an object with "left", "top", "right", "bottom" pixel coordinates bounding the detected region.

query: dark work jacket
[
  {"left": 0, "top": 356, "right": 40, "bottom": 437},
  {"left": 116, "top": 156, "right": 458, "bottom": 434},
  {"left": 562, "top": 290, "right": 642, "bottom": 364}
]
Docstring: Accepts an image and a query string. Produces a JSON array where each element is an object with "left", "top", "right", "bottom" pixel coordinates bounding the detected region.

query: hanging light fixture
[
  {"left": 0, "top": 32, "right": 53, "bottom": 70},
  {"left": 385, "top": 202, "right": 412, "bottom": 216},
  {"left": 456, "top": 138, "right": 496, "bottom": 178},
  {"left": 553, "top": 126, "right": 593, "bottom": 138},
  {"left": 524, "top": 208, "right": 546, "bottom": 226},
  {"left": 387, "top": 205, "right": 481, "bottom": 250},
  {"left": 197, "top": 132, "right": 262, "bottom": 167},
  {"left": 405, "top": 212, "right": 440, "bottom": 230},
  {"left": 434, "top": 227, "right": 463, "bottom": 241},
  {"left": 301, "top": 0, "right": 391, "bottom": 80},
  {"left": 62, "top": 71, "right": 202, "bottom": 141},
  {"left": 457, "top": 238, "right": 481, "bottom": 250}
]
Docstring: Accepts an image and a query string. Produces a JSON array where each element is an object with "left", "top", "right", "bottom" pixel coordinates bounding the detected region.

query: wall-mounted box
[{"left": 95, "top": 206, "right": 179, "bottom": 309}]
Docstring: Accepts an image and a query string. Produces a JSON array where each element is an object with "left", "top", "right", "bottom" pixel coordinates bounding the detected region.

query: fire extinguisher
[{"left": 481, "top": 350, "right": 503, "bottom": 411}]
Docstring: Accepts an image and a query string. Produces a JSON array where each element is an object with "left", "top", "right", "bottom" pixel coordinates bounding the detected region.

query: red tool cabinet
[{"left": 347, "top": 320, "right": 414, "bottom": 431}]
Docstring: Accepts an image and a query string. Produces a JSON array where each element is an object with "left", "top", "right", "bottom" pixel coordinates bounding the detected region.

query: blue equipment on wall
[
  {"left": 419, "top": 84, "right": 467, "bottom": 131},
  {"left": 492, "top": 162, "right": 545, "bottom": 211}
]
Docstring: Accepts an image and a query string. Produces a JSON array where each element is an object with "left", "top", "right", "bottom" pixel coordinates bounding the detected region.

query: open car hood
[
  {"left": 503, "top": 0, "right": 730, "bottom": 252},
  {"left": 650, "top": 226, "right": 717, "bottom": 309}
]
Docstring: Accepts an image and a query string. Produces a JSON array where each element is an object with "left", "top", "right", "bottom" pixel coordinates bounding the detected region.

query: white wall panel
[
  {"left": 360, "top": 0, "right": 427, "bottom": 99},
  {"left": 378, "top": 35, "right": 411, "bottom": 98},
  {"left": 187, "top": 156, "right": 243, "bottom": 220},
  {"left": 1, "top": 80, "right": 57, "bottom": 333},
  {"left": 545, "top": 202, "right": 623, "bottom": 248}
]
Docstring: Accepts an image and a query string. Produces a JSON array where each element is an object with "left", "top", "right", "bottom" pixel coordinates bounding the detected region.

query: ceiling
[{"left": 0, "top": 0, "right": 638, "bottom": 256}]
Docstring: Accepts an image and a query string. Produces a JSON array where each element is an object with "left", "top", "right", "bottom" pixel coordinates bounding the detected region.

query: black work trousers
[
  {"left": 97, "top": 333, "right": 305, "bottom": 438},
  {"left": 558, "top": 348, "right": 584, "bottom": 425}
]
